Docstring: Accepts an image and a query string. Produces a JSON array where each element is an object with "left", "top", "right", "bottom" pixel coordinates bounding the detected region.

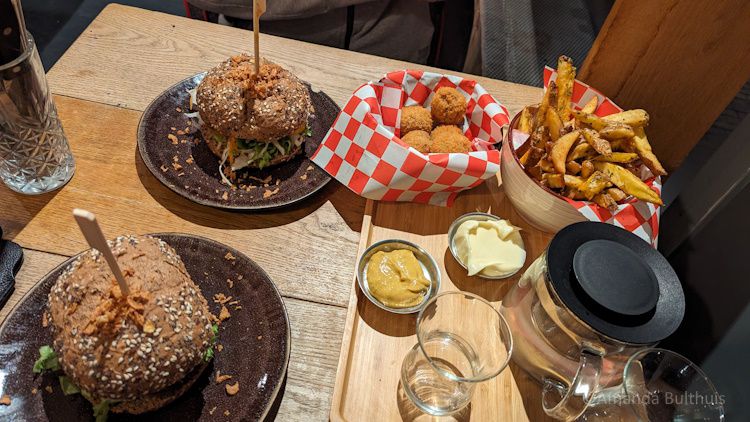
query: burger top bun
[
  {"left": 196, "top": 54, "right": 313, "bottom": 142},
  {"left": 48, "top": 235, "right": 214, "bottom": 402}
]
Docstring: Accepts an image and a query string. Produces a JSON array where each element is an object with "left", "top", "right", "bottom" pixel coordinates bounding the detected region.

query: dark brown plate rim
[
  {"left": 136, "top": 73, "right": 333, "bottom": 211},
  {"left": 0, "top": 233, "right": 291, "bottom": 421}
]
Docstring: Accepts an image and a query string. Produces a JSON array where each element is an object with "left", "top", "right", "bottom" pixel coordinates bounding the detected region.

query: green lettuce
[
  {"left": 59, "top": 376, "right": 80, "bottom": 395},
  {"left": 203, "top": 323, "right": 220, "bottom": 362},
  {"left": 33, "top": 345, "right": 59, "bottom": 373}
]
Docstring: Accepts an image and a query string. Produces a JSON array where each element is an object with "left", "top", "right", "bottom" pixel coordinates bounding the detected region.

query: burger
[
  {"left": 195, "top": 54, "right": 314, "bottom": 176},
  {"left": 35, "top": 235, "right": 216, "bottom": 420}
]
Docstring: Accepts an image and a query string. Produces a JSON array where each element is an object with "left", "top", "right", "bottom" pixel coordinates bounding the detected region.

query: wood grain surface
[
  {"left": 0, "top": 4, "right": 551, "bottom": 421},
  {"left": 579, "top": 0, "right": 750, "bottom": 173},
  {"left": 331, "top": 175, "right": 555, "bottom": 422}
]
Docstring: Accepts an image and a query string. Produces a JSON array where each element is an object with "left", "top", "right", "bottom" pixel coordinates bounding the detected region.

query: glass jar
[{"left": 501, "top": 222, "right": 685, "bottom": 420}]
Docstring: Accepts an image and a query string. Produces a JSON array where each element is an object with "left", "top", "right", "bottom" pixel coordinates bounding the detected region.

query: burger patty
[
  {"left": 196, "top": 54, "right": 314, "bottom": 142},
  {"left": 47, "top": 235, "right": 214, "bottom": 403}
]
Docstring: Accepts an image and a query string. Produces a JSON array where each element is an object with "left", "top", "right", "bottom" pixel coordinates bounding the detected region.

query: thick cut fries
[
  {"left": 593, "top": 152, "right": 639, "bottom": 163},
  {"left": 607, "top": 187, "right": 627, "bottom": 202},
  {"left": 632, "top": 127, "right": 667, "bottom": 176},
  {"left": 593, "top": 193, "right": 618, "bottom": 210},
  {"left": 555, "top": 56, "right": 576, "bottom": 121},
  {"left": 581, "top": 96, "right": 598, "bottom": 114},
  {"left": 534, "top": 81, "right": 557, "bottom": 134},
  {"left": 593, "top": 162, "right": 663, "bottom": 205},
  {"left": 545, "top": 108, "right": 564, "bottom": 142},
  {"left": 567, "top": 142, "right": 594, "bottom": 161},
  {"left": 518, "top": 107, "right": 533, "bottom": 133},
  {"left": 582, "top": 128, "right": 612, "bottom": 156},
  {"left": 599, "top": 124, "right": 635, "bottom": 139},
  {"left": 572, "top": 110, "right": 606, "bottom": 130},
  {"left": 550, "top": 130, "right": 581, "bottom": 174},
  {"left": 577, "top": 170, "right": 611, "bottom": 200},
  {"left": 566, "top": 160, "right": 582, "bottom": 175},
  {"left": 602, "top": 109, "right": 649, "bottom": 127}
]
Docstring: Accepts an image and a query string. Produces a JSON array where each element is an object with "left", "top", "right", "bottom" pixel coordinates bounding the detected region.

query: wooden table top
[{"left": 0, "top": 4, "right": 543, "bottom": 420}]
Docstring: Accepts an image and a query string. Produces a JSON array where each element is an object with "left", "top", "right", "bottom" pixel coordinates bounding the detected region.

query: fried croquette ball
[
  {"left": 401, "top": 130, "right": 432, "bottom": 154},
  {"left": 430, "top": 125, "right": 472, "bottom": 153},
  {"left": 430, "top": 87, "right": 467, "bottom": 125},
  {"left": 400, "top": 106, "right": 433, "bottom": 135}
]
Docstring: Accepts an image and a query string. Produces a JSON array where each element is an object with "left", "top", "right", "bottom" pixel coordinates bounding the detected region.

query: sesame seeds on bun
[
  {"left": 196, "top": 54, "right": 313, "bottom": 143},
  {"left": 47, "top": 235, "right": 214, "bottom": 413}
]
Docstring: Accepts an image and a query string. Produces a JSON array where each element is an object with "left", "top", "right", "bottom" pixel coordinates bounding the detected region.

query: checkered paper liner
[
  {"left": 511, "top": 67, "right": 662, "bottom": 246},
  {"left": 311, "top": 70, "right": 510, "bottom": 206}
]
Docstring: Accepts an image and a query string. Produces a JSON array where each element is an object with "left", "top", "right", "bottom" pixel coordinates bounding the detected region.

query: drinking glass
[
  {"left": 579, "top": 348, "right": 725, "bottom": 421},
  {"left": 400, "top": 291, "right": 513, "bottom": 416},
  {"left": 0, "top": 32, "right": 74, "bottom": 194}
]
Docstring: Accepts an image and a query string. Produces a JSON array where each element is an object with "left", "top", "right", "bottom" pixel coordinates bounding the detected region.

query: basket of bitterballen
[
  {"left": 312, "top": 70, "right": 510, "bottom": 206},
  {"left": 501, "top": 56, "right": 665, "bottom": 245}
]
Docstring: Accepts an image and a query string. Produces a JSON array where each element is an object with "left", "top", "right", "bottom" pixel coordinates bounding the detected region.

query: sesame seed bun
[
  {"left": 196, "top": 54, "right": 313, "bottom": 142},
  {"left": 47, "top": 235, "right": 214, "bottom": 412}
]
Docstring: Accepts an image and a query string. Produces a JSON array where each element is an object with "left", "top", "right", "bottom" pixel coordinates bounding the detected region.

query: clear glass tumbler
[
  {"left": 580, "top": 348, "right": 725, "bottom": 421},
  {"left": 401, "top": 291, "right": 513, "bottom": 416},
  {"left": 0, "top": 32, "right": 74, "bottom": 194}
]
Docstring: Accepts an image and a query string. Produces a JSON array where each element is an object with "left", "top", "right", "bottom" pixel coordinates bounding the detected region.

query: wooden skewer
[
  {"left": 73, "top": 208, "right": 130, "bottom": 296},
  {"left": 253, "top": 0, "right": 266, "bottom": 74}
]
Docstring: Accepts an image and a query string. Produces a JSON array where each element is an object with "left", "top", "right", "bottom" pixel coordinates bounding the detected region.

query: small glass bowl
[
  {"left": 447, "top": 212, "right": 525, "bottom": 280},
  {"left": 357, "top": 239, "right": 441, "bottom": 314}
]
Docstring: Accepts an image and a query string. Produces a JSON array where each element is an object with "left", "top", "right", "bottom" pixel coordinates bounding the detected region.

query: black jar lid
[{"left": 547, "top": 222, "right": 685, "bottom": 344}]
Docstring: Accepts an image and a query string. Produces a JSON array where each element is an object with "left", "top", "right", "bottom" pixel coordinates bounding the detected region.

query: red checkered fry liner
[
  {"left": 511, "top": 67, "right": 662, "bottom": 246},
  {"left": 311, "top": 70, "right": 510, "bottom": 206}
]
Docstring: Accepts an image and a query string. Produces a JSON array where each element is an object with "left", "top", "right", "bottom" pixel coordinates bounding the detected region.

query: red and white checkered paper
[
  {"left": 311, "top": 70, "right": 510, "bottom": 206},
  {"left": 512, "top": 67, "right": 662, "bottom": 246}
]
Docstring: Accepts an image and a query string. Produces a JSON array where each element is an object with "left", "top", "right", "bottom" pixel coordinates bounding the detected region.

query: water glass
[
  {"left": 580, "top": 348, "right": 725, "bottom": 421},
  {"left": 400, "top": 291, "right": 513, "bottom": 416},
  {"left": 0, "top": 32, "right": 74, "bottom": 194}
]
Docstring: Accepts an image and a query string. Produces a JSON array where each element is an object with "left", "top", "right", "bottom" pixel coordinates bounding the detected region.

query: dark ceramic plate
[
  {"left": 137, "top": 73, "right": 338, "bottom": 210},
  {"left": 0, "top": 233, "right": 290, "bottom": 421}
]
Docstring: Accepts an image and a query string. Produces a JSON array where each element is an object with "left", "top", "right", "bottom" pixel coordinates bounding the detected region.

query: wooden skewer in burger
[
  {"left": 195, "top": 0, "right": 314, "bottom": 183},
  {"left": 36, "top": 210, "right": 217, "bottom": 420}
]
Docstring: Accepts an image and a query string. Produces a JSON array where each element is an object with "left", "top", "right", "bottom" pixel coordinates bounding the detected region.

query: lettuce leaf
[
  {"left": 33, "top": 345, "right": 59, "bottom": 373},
  {"left": 59, "top": 376, "right": 80, "bottom": 395}
]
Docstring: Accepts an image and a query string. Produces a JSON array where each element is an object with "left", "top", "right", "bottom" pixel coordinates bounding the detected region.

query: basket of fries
[{"left": 501, "top": 56, "right": 665, "bottom": 246}]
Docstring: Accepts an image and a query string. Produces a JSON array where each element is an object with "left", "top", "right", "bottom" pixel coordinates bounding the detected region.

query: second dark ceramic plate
[
  {"left": 137, "top": 73, "right": 338, "bottom": 210},
  {"left": 0, "top": 233, "right": 290, "bottom": 421}
]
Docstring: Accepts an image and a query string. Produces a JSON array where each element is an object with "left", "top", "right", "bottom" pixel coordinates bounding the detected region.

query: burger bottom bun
[{"left": 110, "top": 360, "right": 210, "bottom": 415}]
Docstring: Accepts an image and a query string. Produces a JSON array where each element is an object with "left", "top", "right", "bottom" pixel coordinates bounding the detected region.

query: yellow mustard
[{"left": 367, "top": 250, "right": 431, "bottom": 308}]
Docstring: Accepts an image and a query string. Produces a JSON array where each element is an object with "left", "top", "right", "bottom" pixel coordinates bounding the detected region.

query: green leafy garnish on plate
[
  {"left": 33, "top": 345, "right": 59, "bottom": 373},
  {"left": 59, "top": 376, "right": 80, "bottom": 395}
]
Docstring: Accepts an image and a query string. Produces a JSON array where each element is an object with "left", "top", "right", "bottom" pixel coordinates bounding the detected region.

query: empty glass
[
  {"left": 565, "top": 348, "right": 725, "bottom": 421},
  {"left": 400, "top": 291, "right": 513, "bottom": 416},
  {"left": 0, "top": 32, "right": 74, "bottom": 194}
]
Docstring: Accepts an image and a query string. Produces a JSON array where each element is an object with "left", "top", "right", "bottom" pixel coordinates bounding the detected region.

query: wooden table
[{"left": 0, "top": 5, "right": 546, "bottom": 420}]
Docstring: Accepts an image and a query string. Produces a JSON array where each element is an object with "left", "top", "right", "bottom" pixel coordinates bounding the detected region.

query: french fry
[
  {"left": 538, "top": 158, "right": 555, "bottom": 173},
  {"left": 566, "top": 160, "right": 582, "bottom": 175},
  {"left": 564, "top": 186, "right": 586, "bottom": 200},
  {"left": 520, "top": 146, "right": 544, "bottom": 168},
  {"left": 555, "top": 56, "right": 576, "bottom": 121},
  {"left": 564, "top": 174, "right": 585, "bottom": 189},
  {"left": 602, "top": 109, "right": 649, "bottom": 127},
  {"left": 580, "top": 96, "right": 598, "bottom": 114},
  {"left": 572, "top": 110, "right": 606, "bottom": 131},
  {"left": 581, "top": 160, "right": 594, "bottom": 178},
  {"left": 599, "top": 124, "right": 635, "bottom": 139},
  {"left": 593, "top": 152, "right": 639, "bottom": 163},
  {"left": 543, "top": 173, "right": 565, "bottom": 189},
  {"left": 534, "top": 81, "right": 557, "bottom": 133},
  {"left": 545, "top": 107, "right": 564, "bottom": 142},
  {"left": 593, "top": 193, "right": 618, "bottom": 210},
  {"left": 593, "top": 162, "right": 663, "bottom": 205},
  {"left": 582, "top": 128, "right": 612, "bottom": 156},
  {"left": 632, "top": 127, "right": 667, "bottom": 176},
  {"left": 518, "top": 107, "right": 533, "bottom": 134},
  {"left": 577, "top": 170, "right": 611, "bottom": 200},
  {"left": 550, "top": 130, "right": 581, "bottom": 174},
  {"left": 566, "top": 142, "right": 594, "bottom": 161},
  {"left": 607, "top": 187, "right": 627, "bottom": 202},
  {"left": 609, "top": 138, "right": 634, "bottom": 152}
]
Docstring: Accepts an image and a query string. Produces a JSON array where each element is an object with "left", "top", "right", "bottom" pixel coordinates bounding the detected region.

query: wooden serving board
[{"left": 330, "top": 175, "right": 556, "bottom": 421}]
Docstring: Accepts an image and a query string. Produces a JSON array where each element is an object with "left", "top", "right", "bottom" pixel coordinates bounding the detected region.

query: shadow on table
[
  {"left": 509, "top": 362, "right": 557, "bottom": 422},
  {"left": 0, "top": 183, "right": 63, "bottom": 241},
  {"left": 396, "top": 379, "right": 471, "bottom": 421},
  {"left": 357, "top": 287, "right": 416, "bottom": 338},
  {"left": 135, "top": 150, "right": 366, "bottom": 232}
]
